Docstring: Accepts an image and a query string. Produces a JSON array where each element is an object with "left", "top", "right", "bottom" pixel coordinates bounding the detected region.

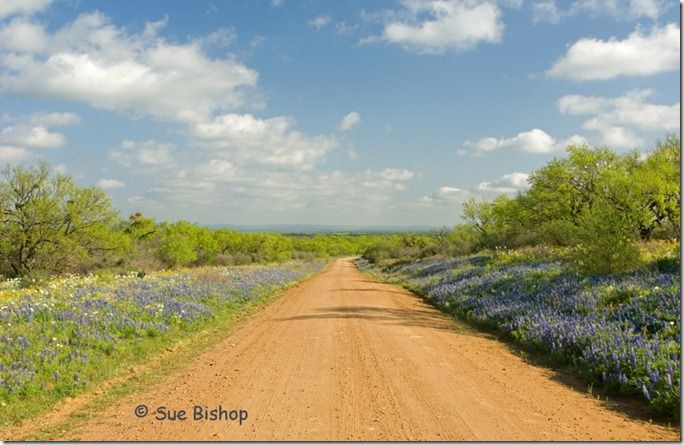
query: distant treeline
[
  {"left": 1, "top": 135, "right": 679, "bottom": 280},
  {"left": 0, "top": 163, "right": 435, "bottom": 280},
  {"left": 364, "top": 135, "right": 680, "bottom": 275}
]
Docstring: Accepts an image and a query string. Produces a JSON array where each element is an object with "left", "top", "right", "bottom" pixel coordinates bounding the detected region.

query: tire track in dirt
[{"left": 45, "top": 258, "right": 680, "bottom": 440}]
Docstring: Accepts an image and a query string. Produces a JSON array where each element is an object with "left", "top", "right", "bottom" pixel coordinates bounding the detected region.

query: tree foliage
[
  {"left": 1, "top": 136, "right": 678, "bottom": 279},
  {"left": 457, "top": 135, "right": 680, "bottom": 274},
  {"left": 0, "top": 163, "right": 122, "bottom": 277}
]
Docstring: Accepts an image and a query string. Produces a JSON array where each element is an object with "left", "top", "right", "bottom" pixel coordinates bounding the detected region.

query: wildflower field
[
  {"left": 357, "top": 255, "right": 681, "bottom": 417},
  {"left": 0, "top": 261, "right": 324, "bottom": 426}
]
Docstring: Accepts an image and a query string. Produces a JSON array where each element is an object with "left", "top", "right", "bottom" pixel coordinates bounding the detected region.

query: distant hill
[{"left": 207, "top": 224, "right": 442, "bottom": 234}]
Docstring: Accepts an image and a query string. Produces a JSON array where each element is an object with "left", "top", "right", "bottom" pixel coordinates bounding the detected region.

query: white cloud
[
  {"left": 109, "top": 139, "right": 176, "bottom": 169},
  {"left": 26, "top": 112, "right": 80, "bottom": 126},
  {"left": 379, "top": 168, "right": 414, "bottom": 181},
  {"left": 147, "top": 165, "right": 415, "bottom": 220},
  {"left": 438, "top": 186, "right": 463, "bottom": 196},
  {"left": 556, "top": 134, "right": 589, "bottom": 149},
  {"left": 0, "top": 145, "right": 34, "bottom": 163},
  {"left": 335, "top": 21, "right": 358, "bottom": 34},
  {"left": 308, "top": 16, "right": 331, "bottom": 29},
  {"left": 364, "top": 0, "right": 504, "bottom": 54},
  {"left": 0, "top": 125, "right": 64, "bottom": 148},
  {"left": 190, "top": 113, "right": 337, "bottom": 171},
  {"left": 194, "top": 159, "right": 237, "bottom": 181},
  {"left": 547, "top": 24, "right": 679, "bottom": 81},
  {"left": 360, "top": 168, "right": 414, "bottom": 191},
  {"left": 558, "top": 89, "right": 679, "bottom": 148},
  {"left": 96, "top": 178, "right": 125, "bottom": 189},
  {"left": 478, "top": 172, "right": 529, "bottom": 194},
  {"left": 0, "top": 112, "right": 80, "bottom": 149},
  {"left": 469, "top": 129, "right": 588, "bottom": 154},
  {"left": 418, "top": 184, "right": 468, "bottom": 207},
  {"left": 592, "top": 126, "right": 642, "bottom": 148},
  {"left": 197, "top": 27, "right": 237, "bottom": 48},
  {"left": 0, "top": 0, "right": 51, "bottom": 20},
  {"left": 474, "top": 129, "right": 552, "bottom": 153},
  {"left": 0, "top": 17, "right": 48, "bottom": 52},
  {"left": 0, "top": 12, "right": 258, "bottom": 124},
  {"left": 533, "top": 0, "right": 670, "bottom": 23},
  {"left": 532, "top": 1, "right": 563, "bottom": 24},
  {"left": 337, "top": 111, "right": 361, "bottom": 131},
  {"left": 628, "top": 0, "right": 663, "bottom": 19},
  {"left": 0, "top": 13, "right": 341, "bottom": 176},
  {"left": 271, "top": 0, "right": 284, "bottom": 7}
]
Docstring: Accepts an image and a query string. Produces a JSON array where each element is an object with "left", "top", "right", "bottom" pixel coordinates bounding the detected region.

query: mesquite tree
[{"left": 0, "top": 162, "right": 120, "bottom": 277}]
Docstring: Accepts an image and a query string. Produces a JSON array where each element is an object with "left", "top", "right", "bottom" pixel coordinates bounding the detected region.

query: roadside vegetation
[
  {"left": 0, "top": 161, "right": 392, "bottom": 283},
  {"left": 360, "top": 135, "right": 681, "bottom": 418},
  {"left": 0, "top": 160, "right": 425, "bottom": 428},
  {"left": 0, "top": 261, "right": 324, "bottom": 426},
  {"left": 0, "top": 135, "right": 679, "bottom": 423}
]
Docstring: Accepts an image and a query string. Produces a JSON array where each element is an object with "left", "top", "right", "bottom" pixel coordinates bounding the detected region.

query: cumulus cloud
[
  {"left": 308, "top": 16, "right": 331, "bottom": 29},
  {"left": 96, "top": 178, "right": 125, "bottom": 189},
  {"left": 478, "top": 172, "right": 529, "bottom": 194},
  {"left": 0, "top": 111, "right": 79, "bottom": 161},
  {"left": 0, "top": 12, "right": 258, "bottom": 123},
  {"left": 189, "top": 113, "right": 337, "bottom": 171},
  {"left": 547, "top": 24, "right": 679, "bottom": 81},
  {"left": 0, "top": 17, "right": 48, "bottom": 52},
  {"left": 109, "top": 139, "right": 176, "bottom": 169},
  {"left": 470, "top": 128, "right": 586, "bottom": 154},
  {"left": 418, "top": 185, "right": 468, "bottom": 205},
  {"left": 0, "top": 111, "right": 80, "bottom": 149},
  {"left": 0, "top": 0, "right": 52, "bottom": 20},
  {"left": 0, "top": 145, "right": 34, "bottom": 163},
  {"left": 0, "top": 12, "right": 338, "bottom": 173},
  {"left": 337, "top": 111, "right": 361, "bottom": 131},
  {"left": 0, "top": 125, "right": 64, "bottom": 148},
  {"left": 533, "top": 0, "right": 671, "bottom": 23},
  {"left": 363, "top": 0, "right": 504, "bottom": 54},
  {"left": 558, "top": 89, "right": 679, "bottom": 148}
]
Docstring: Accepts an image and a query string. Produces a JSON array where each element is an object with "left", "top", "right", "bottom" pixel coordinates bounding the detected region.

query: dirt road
[{"left": 58, "top": 259, "right": 677, "bottom": 441}]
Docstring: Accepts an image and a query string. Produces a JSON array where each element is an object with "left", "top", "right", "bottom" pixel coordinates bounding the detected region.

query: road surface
[{"left": 55, "top": 258, "right": 678, "bottom": 440}]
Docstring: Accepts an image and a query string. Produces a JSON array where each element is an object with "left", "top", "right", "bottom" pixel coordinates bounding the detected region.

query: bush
[{"left": 568, "top": 202, "right": 641, "bottom": 276}]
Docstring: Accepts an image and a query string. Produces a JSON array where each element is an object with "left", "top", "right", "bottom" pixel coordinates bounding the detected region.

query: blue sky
[{"left": 0, "top": 0, "right": 680, "bottom": 227}]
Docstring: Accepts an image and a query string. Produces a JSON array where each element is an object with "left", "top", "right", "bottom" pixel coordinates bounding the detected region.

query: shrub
[{"left": 569, "top": 202, "right": 641, "bottom": 275}]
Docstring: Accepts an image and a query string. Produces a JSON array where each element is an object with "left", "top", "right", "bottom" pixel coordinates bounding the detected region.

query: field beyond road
[{"left": 41, "top": 259, "right": 679, "bottom": 440}]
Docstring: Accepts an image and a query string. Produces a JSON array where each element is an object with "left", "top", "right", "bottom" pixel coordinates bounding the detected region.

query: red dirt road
[{"left": 55, "top": 259, "right": 678, "bottom": 440}]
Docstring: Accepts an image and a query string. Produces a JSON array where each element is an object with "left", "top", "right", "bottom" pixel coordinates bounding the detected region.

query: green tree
[
  {"left": 155, "top": 221, "right": 200, "bottom": 267},
  {"left": 633, "top": 134, "right": 680, "bottom": 239},
  {"left": 122, "top": 212, "right": 157, "bottom": 240},
  {"left": 570, "top": 199, "right": 641, "bottom": 275},
  {"left": 462, "top": 195, "right": 527, "bottom": 249},
  {"left": 0, "top": 162, "right": 119, "bottom": 276}
]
